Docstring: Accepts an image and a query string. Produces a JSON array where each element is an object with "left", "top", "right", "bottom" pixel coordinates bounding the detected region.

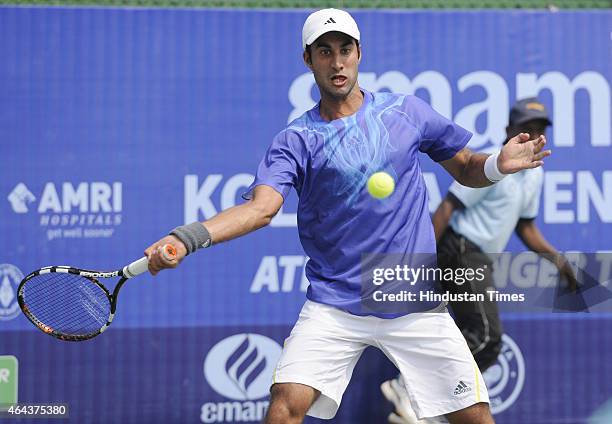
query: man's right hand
[
  {"left": 556, "top": 256, "right": 578, "bottom": 292},
  {"left": 145, "top": 235, "right": 188, "bottom": 275}
]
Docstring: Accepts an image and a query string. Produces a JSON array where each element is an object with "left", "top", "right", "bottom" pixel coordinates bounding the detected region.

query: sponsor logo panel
[
  {"left": 483, "top": 334, "right": 526, "bottom": 415},
  {"left": 201, "top": 333, "right": 282, "bottom": 423},
  {"left": 8, "top": 182, "right": 122, "bottom": 240},
  {"left": 0, "top": 265, "right": 24, "bottom": 321}
]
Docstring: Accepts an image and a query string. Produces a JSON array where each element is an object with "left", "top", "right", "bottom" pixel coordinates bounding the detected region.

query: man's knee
[
  {"left": 446, "top": 402, "right": 495, "bottom": 424},
  {"left": 264, "top": 383, "right": 319, "bottom": 424}
]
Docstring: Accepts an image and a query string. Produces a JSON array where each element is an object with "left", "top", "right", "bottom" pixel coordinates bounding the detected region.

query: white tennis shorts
[{"left": 272, "top": 300, "right": 489, "bottom": 420}]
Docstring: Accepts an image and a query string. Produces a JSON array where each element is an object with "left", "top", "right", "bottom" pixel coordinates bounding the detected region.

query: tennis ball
[{"left": 367, "top": 172, "right": 395, "bottom": 199}]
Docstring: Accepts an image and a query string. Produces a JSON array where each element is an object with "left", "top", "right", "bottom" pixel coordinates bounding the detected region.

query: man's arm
[
  {"left": 440, "top": 133, "right": 550, "bottom": 188},
  {"left": 145, "top": 185, "right": 283, "bottom": 275},
  {"left": 431, "top": 193, "right": 465, "bottom": 243},
  {"left": 439, "top": 148, "right": 493, "bottom": 188},
  {"left": 201, "top": 185, "right": 283, "bottom": 244},
  {"left": 515, "top": 218, "right": 577, "bottom": 290}
]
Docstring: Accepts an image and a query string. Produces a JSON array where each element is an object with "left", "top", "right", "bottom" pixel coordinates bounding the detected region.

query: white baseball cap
[{"left": 302, "top": 8, "right": 360, "bottom": 50}]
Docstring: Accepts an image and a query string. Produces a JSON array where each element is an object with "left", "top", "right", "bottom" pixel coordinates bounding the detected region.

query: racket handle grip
[
  {"left": 123, "top": 244, "right": 177, "bottom": 278},
  {"left": 124, "top": 257, "right": 149, "bottom": 278}
]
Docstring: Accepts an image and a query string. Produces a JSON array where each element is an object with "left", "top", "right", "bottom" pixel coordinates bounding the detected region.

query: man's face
[
  {"left": 507, "top": 119, "right": 549, "bottom": 140},
  {"left": 304, "top": 31, "right": 361, "bottom": 101}
]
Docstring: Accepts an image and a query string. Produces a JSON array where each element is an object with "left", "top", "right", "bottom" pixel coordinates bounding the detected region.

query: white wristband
[{"left": 484, "top": 152, "right": 506, "bottom": 182}]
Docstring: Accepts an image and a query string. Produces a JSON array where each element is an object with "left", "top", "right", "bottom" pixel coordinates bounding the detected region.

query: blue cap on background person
[{"left": 509, "top": 97, "right": 552, "bottom": 127}]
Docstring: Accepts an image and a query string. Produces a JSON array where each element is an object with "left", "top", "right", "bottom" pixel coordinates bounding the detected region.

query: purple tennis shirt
[{"left": 244, "top": 90, "right": 471, "bottom": 317}]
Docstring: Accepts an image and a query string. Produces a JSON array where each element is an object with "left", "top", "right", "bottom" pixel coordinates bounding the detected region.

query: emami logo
[{"left": 201, "top": 333, "right": 282, "bottom": 423}]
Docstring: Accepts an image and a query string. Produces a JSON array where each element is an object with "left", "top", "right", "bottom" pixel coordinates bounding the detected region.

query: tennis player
[
  {"left": 145, "top": 9, "right": 550, "bottom": 424},
  {"left": 380, "top": 98, "right": 577, "bottom": 424}
]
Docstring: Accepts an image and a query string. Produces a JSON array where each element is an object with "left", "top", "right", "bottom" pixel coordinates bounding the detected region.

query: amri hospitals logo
[
  {"left": 7, "top": 182, "right": 122, "bottom": 241},
  {"left": 483, "top": 334, "right": 526, "bottom": 414},
  {"left": 0, "top": 264, "right": 24, "bottom": 321},
  {"left": 202, "top": 333, "right": 282, "bottom": 423}
]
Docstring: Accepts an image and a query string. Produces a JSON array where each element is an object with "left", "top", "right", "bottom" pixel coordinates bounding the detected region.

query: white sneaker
[
  {"left": 380, "top": 377, "right": 421, "bottom": 424},
  {"left": 381, "top": 377, "right": 449, "bottom": 424},
  {"left": 388, "top": 411, "right": 417, "bottom": 424}
]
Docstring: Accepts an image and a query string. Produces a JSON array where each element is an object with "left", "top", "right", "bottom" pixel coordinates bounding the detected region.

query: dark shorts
[{"left": 437, "top": 228, "right": 503, "bottom": 371}]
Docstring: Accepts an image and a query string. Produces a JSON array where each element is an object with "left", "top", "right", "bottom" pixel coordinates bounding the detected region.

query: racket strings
[
  {"left": 21, "top": 272, "right": 111, "bottom": 337},
  {"left": 25, "top": 275, "right": 109, "bottom": 334}
]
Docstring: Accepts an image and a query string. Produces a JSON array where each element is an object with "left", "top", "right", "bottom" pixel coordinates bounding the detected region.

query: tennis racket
[{"left": 17, "top": 244, "right": 177, "bottom": 342}]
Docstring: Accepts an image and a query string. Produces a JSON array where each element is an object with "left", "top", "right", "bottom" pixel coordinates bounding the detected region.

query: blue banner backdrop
[{"left": 1, "top": 6, "right": 611, "bottom": 424}]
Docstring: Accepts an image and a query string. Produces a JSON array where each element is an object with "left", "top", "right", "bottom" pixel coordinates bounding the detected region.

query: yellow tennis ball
[{"left": 367, "top": 172, "right": 395, "bottom": 199}]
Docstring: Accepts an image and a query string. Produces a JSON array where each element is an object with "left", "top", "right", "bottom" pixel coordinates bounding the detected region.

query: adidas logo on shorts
[{"left": 453, "top": 381, "right": 472, "bottom": 396}]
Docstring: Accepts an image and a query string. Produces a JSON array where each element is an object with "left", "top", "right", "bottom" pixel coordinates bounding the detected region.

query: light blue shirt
[{"left": 449, "top": 157, "right": 543, "bottom": 253}]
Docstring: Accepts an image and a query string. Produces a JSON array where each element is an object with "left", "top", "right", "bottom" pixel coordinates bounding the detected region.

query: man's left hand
[{"left": 498, "top": 133, "right": 552, "bottom": 174}]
